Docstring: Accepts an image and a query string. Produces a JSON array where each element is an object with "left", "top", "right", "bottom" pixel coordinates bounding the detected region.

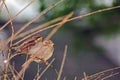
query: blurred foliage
[{"left": 38, "top": 0, "right": 120, "bottom": 53}]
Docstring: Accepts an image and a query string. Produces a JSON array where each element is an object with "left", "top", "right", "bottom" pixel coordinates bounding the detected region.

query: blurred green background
[{"left": 38, "top": 0, "right": 120, "bottom": 53}]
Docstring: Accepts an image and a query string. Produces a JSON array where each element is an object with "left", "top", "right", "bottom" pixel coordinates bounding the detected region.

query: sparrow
[{"left": 18, "top": 34, "right": 54, "bottom": 63}]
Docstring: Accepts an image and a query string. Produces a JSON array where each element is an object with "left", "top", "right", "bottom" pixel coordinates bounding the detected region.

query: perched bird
[
  {"left": 29, "top": 40, "right": 54, "bottom": 63},
  {"left": 18, "top": 34, "right": 54, "bottom": 63}
]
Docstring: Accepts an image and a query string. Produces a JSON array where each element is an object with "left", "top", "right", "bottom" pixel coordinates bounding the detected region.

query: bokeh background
[{"left": 0, "top": 0, "right": 120, "bottom": 80}]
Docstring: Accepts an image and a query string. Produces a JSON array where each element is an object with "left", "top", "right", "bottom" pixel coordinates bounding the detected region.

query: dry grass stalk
[
  {"left": 57, "top": 45, "right": 68, "bottom": 80},
  {"left": 0, "top": 0, "right": 36, "bottom": 30},
  {"left": 2, "top": 0, "right": 15, "bottom": 75},
  {"left": 45, "top": 12, "right": 73, "bottom": 40},
  {"left": 14, "top": 15, "right": 65, "bottom": 40},
  {"left": 74, "top": 76, "right": 77, "bottom": 80},
  {"left": 82, "top": 67, "right": 120, "bottom": 80},
  {"left": 35, "top": 58, "right": 55, "bottom": 80},
  {"left": 33, "top": 64, "right": 42, "bottom": 80},
  {"left": 101, "top": 72, "right": 119, "bottom": 80},
  {"left": 68, "top": 5, "right": 120, "bottom": 22},
  {"left": 83, "top": 72, "right": 88, "bottom": 80},
  {"left": 0, "top": 0, "right": 4, "bottom": 13}
]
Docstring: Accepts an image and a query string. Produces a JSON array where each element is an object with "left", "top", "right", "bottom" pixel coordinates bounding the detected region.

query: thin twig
[
  {"left": 36, "top": 59, "right": 55, "bottom": 80},
  {"left": 45, "top": 12, "right": 73, "bottom": 40},
  {"left": 0, "top": 0, "right": 4, "bottom": 13},
  {"left": 3, "top": 1, "right": 15, "bottom": 76},
  {"left": 3, "top": 0, "right": 14, "bottom": 40},
  {"left": 83, "top": 72, "right": 88, "bottom": 80},
  {"left": 57, "top": 45, "right": 68, "bottom": 80},
  {"left": 5, "top": 53, "right": 23, "bottom": 64},
  {"left": 67, "top": 5, "right": 120, "bottom": 22},
  {"left": 74, "top": 76, "right": 77, "bottom": 80},
  {"left": 101, "top": 72, "right": 119, "bottom": 80},
  {"left": 33, "top": 64, "right": 42, "bottom": 80},
  {"left": 15, "top": 16, "right": 64, "bottom": 40},
  {"left": 22, "top": 54, "right": 29, "bottom": 79},
  {"left": 82, "top": 67, "right": 120, "bottom": 80},
  {"left": 14, "top": 57, "right": 33, "bottom": 80},
  {"left": 0, "top": 0, "right": 36, "bottom": 30}
]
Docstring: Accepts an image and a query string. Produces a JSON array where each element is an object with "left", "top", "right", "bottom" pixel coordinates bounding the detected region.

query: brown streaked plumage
[
  {"left": 19, "top": 34, "right": 43, "bottom": 53},
  {"left": 18, "top": 34, "right": 54, "bottom": 63}
]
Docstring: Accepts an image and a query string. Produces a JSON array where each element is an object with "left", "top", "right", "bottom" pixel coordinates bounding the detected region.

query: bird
[
  {"left": 15, "top": 37, "right": 54, "bottom": 80},
  {"left": 28, "top": 39, "right": 54, "bottom": 63},
  {"left": 18, "top": 34, "right": 54, "bottom": 63}
]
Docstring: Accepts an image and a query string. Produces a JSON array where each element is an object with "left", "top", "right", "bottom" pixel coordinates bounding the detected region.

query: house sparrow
[{"left": 18, "top": 34, "right": 54, "bottom": 63}]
